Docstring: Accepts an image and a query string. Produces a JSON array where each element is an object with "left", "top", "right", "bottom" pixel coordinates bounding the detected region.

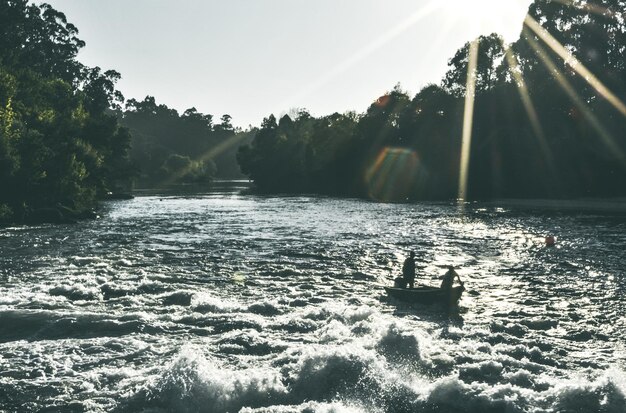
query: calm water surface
[{"left": 1, "top": 186, "right": 625, "bottom": 412}]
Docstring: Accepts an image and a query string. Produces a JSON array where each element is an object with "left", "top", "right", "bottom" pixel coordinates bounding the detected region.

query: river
[{"left": 1, "top": 184, "right": 625, "bottom": 412}]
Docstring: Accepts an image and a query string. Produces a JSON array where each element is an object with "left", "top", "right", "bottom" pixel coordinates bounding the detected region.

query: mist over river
[{"left": 1, "top": 184, "right": 625, "bottom": 413}]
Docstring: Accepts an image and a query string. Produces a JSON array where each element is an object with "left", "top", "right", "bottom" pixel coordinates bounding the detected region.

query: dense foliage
[
  {"left": 2, "top": 0, "right": 624, "bottom": 221},
  {"left": 0, "top": 0, "right": 133, "bottom": 222},
  {"left": 118, "top": 97, "right": 253, "bottom": 187},
  {"left": 238, "top": 0, "right": 626, "bottom": 200}
]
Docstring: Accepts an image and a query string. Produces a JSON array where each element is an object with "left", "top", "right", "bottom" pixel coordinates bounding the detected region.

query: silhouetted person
[
  {"left": 440, "top": 265, "right": 461, "bottom": 291},
  {"left": 402, "top": 252, "right": 416, "bottom": 289},
  {"left": 393, "top": 276, "right": 406, "bottom": 288}
]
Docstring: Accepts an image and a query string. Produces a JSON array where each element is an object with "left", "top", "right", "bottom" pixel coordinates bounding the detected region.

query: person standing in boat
[
  {"left": 402, "top": 252, "right": 416, "bottom": 288},
  {"left": 441, "top": 265, "right": 462, "bottom": 291}
]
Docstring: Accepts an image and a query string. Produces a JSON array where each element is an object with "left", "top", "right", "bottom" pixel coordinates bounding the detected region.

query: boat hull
[{"left": 384, "top": 285, "right": 464, "bottom": 306}]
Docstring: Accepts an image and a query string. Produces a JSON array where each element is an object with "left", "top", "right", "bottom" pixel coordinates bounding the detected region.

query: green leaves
[
  {"left": 0, "top": 1, "right": 132, "bottom": 217},
  {"left": 120, "top": 96, "right": 247, "bottom": 186},
  {"left": 237, "top": 0, "right": 626, "bottom": 200}
]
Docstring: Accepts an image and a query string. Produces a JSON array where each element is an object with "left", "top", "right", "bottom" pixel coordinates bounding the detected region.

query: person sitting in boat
[
  {"left": 440, "top": 265, "right": 461, "bottom": 291},
  {"left": 402, "top": 252, "right": 416, "bottom": 289},
  {"left": 393, "top": 276, "right": 406, "bottom": 288}
]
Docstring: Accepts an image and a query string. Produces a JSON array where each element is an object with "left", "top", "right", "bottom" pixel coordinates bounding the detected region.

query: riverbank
[
  {"left": 0, "top": 192, "right": 134, "bottom": 226},
  {"left": 0, "top": 203, "right": 99, "bottom": 226}
]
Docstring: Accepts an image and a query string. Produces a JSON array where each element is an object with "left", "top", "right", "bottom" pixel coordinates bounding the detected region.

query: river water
[{"left": 1, "top": 185, "right": 625, "bottom": 412}]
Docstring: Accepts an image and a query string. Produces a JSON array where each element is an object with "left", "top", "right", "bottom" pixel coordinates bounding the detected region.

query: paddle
[
  {"left": 456, "top": 272, "right": 465, "bottom": 288},
  {"left": 456, "top": 272, "right": 479, "bottom": 296}
]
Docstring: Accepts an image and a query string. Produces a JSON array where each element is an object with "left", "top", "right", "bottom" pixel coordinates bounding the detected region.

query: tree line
[
  {"left": 238, "top": 0, "right": 626, "bottom": 201},
  {"left": 0, "top": 0, "right": 133, "bottom": 222},
  {"left": 2, "top": 0, "right": 624, "bottom": 225},
  {"left": 117, "top": 97, "right": 253, "bottom": 188},
  {"left": 0, "top": 1, "right": 250, "bottom": 223}
]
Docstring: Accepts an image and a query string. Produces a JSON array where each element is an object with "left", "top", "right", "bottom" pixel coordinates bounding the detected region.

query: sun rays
[
  {"left": 198, "top": 0, "right": 625, "bottom": 203},
  {"left": 501, "top": 43, "right": 552, "bottom": 162},
  {"left": 519, "top": 13, "right": 626, "bottom": 163},
  {"left": 356, "top": 1, "right": 626, "bottom": 203},
  {"left": 521, "top": 27, "right": 624, "bottom": 161},
  {"left": 457, "top": 39, "right": 479, "bottom": 201},
  {"left": 275, "top": 1, "right": 442, "bottom": 113},
  {"left": 453, "top": 1, "right": 626, "bottom": 202},
  {"left": 524, "top": 15, "right": 626, "bottom": 117},
  {"left": 275, "top": 0, "right": 531, "bottom": 114},
  {"left": 159, "top": 132, "right": 251, "bottom": 188}
]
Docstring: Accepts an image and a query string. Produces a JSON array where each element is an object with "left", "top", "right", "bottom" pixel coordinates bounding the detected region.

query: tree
[
  {"left": 121, "top": 97, "right": 250, "bottom": 186},
  {"left": 443, "top": 34, "right": 506, "bottom": 97},
  {"left": 236, "top": 0, "right": 626, "bottom": 200},
  {"left": 0, "top": 1, "right": 133, "bottom": 221}
]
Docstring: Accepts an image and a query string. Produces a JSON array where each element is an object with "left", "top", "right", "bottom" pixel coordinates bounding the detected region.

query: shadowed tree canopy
[
  {"left": 443, "top": 34, "right": 507, "bottom": 97},
  {"left": 119, "top": 96, "right": 253, "bottom": 187},
  {"left": 238, "top": 0, "right": 626, "bottom": 201},
  {"left": 0, "top": 0, "right": 133, "bottom": 223}
]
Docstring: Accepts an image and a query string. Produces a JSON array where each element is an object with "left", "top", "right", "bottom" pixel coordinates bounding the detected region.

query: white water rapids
[{"left": 1, "top": 185, "right": 625, "bottom": 412}]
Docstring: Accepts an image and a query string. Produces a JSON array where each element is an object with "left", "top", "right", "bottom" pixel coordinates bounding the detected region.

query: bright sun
[{"left": 441, "top": 0, "right": 532, "bottom": 42}]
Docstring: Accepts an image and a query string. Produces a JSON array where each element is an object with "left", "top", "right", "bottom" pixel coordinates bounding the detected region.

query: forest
[
  {"left": 118, "top": 97, "right": 253, "bottom": 188},
  {"left": 1, "top": 0, "right": 625, "bottom": 225},
  {"left": 0, "top": 1, "right": 250, "bottom": 223},
  {"left": 0, "top": 0, "right": 133, "bottom": 222},
  {"left": 238, "top": 0, "right": 626, "bottom": 201}
]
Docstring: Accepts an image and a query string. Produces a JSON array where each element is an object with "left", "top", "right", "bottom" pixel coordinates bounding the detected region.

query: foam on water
[
  {"left": 191, "top": 293, "right": 242, "bottom": 314},
  {"left": 1, "top": 193, "right": 625, "bottom": 412},
  {"left": 113, "top": 316, "right": 626, "bottom": 413}
]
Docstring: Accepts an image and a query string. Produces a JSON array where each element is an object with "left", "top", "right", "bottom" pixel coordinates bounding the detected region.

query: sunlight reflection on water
[{"left": 0, "top": 191, "right": 625, "bottom": 412}]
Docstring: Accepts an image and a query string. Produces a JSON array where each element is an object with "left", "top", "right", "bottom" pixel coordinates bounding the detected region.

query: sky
[{"left": 46, "top": 0, "right": 533, "bottom": 128}]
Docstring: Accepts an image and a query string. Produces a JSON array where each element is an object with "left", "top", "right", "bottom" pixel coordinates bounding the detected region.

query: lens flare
[{"left": 365, "top": 147, "right": 421, "bottom": 202}]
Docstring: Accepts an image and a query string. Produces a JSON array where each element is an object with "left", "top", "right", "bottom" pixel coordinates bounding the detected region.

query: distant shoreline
[{"left": 129, "top": 182, "right": 626, "bottom": 214}]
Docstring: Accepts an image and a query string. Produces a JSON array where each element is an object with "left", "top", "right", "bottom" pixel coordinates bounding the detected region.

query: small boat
[{"left": 384, "top": 285, "right": 464, "bottom": 306}]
